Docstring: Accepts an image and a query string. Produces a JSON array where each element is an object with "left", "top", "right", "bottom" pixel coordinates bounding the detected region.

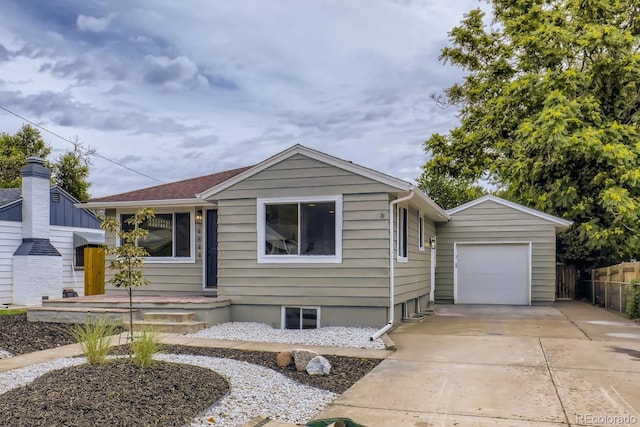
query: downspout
[{"left": 371, "top": 189, "right": 415, "bottom": 341}]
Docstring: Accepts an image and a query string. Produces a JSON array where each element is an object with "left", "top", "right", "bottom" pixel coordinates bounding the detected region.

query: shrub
[
  {"left": 626, "top": 279, "right": 640, "bottom": 320},
  {"left": 70, "top": 318, "right": 119, "bottom": 364},
  {"left": 131, "top": 329, "right": 161, "bottom": 368}
]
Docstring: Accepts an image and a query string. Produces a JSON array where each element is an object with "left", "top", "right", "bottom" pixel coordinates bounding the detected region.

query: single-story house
[
  {"left": 0, "top": 157, "right": 104, "bottom": 305},
  {"left": 79, "top": 145, "right": 571, "bottom": 330}
]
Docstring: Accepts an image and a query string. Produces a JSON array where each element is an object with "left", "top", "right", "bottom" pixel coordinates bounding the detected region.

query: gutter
[{"left": 371, "top": 189, "right": 416, "bottom": 341}]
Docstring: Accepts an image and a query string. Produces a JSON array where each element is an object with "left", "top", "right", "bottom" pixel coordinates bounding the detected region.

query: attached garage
[
  {"left": 434, "top": 196, "right": 572, "bottom": 305},
  {"left": 455, "top": 243, "right": 531, "bottom": 305}
]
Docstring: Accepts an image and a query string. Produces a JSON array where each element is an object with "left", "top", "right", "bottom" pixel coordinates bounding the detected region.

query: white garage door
[{"left": 456, "top": 243, "right": 530, "bottom": 305}]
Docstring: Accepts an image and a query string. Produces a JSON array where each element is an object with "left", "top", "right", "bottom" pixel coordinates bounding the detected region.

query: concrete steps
[
  {"left": 27, "top": 306, "right": 133, "bottom": 324},
  {"left": 126, "top": 311, "right": 207, "bottom": 334}
]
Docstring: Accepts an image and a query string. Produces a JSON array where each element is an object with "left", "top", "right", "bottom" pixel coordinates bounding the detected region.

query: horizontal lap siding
[
  {"left": 50, "top": 226, "right": 101, "bottom": 297},
  {"left": 216, "top": 186, "right": 391, "bottom": 307},
  {"left": 103, "top": 210, "right": 204, "bottom": 295},
  {"left": 0, "top": 221, "right": 21, "bottom": 304},
  {"left": 212, "top": 154, "right": 400, "bottom": 200},
  {"left": 435, "top": 201, "right": 557, "bottom": 303},
  {"left": 393, "top": 204, "right": 432, "bottom": 302}
]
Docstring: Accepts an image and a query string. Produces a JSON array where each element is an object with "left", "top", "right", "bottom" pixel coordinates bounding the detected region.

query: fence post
[
  {"left": 620, "top": 282, "right": 623, "bottom": 313},
  {"left": 591, "top": 269, "right": 595, "bottom": 304},
  {"left": 605, "top": 281, "right": 608, "bottom": 308}
]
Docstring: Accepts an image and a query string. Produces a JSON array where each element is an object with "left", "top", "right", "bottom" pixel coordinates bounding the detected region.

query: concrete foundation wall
[{"left": 231, "top": 303, "right": 389, "bottom": 328}]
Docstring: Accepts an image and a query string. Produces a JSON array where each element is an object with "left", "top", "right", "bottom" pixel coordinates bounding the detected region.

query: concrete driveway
[{"left": 317, "top": 301, "right": 640, "bottom": 426}]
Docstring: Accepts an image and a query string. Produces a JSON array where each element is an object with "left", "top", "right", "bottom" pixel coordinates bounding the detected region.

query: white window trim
[
  {"left": 115, "top": 209, "right": 196, "bottom": 263},
  {"left": 281, "top": 306, "right": 321, "bottom": 329},
  {"left": 257, "top": 195, "right": 343, "bottom": 264},
  {"left": 418, "top": 212, "right": 425, "bottom": 252},
  {"left": 397, "top": 205, "right": 408, "bottom": 262}
]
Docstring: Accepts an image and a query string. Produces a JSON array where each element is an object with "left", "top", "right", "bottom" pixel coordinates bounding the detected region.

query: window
[
  {"left": 74, "top": 246, "right": 86, "bottom": 270},
  {"left": 257, "top": 196, "right": 342, "bottom": 263},
  {"left": 397, "top": 206, "right": 408, "bottom": 261},
  {"left": 120, "top": 212, "right": 191, "bottom": 258},
  {"left": 282, "top": 306, "right": 320, "bottom": 329},
  {"left": 418, "top": 213, "right": 425, "bottom": 251}
]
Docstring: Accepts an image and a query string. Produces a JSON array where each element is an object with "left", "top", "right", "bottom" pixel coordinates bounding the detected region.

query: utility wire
[{"left": 0, "top": 105, "right": 165, "bottom": 184}]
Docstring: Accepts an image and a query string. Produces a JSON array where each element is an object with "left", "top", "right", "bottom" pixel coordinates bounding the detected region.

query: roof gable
[
  {"left": 448, "top": 195, "right": 573, "bottom": 230},
  {"left": 198, "top": 144, "right": 412, "bottom": 199}
]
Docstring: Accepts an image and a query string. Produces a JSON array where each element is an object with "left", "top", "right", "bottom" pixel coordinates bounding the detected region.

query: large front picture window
[
  {"left": 258, "top": 196, "right": 342, "bottom": 263},
  {"left": 121, "top": 212, "right": 191, "bottom": 258}
]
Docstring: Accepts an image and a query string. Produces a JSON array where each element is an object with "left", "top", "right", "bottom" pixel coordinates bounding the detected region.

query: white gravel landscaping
[
  {"left": 186, "top": 322, "right": 387, "bottom": 349},
  {"left": 0, "top": 349, "right": 13, "bottom": 360},
  {"left": 0, "top": 355, "right": 337, "bottom": 427}
]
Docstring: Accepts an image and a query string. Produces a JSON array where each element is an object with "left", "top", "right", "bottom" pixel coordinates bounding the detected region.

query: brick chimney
[{"left": 12, "top": 156, "right": 62, "bottom": 305}]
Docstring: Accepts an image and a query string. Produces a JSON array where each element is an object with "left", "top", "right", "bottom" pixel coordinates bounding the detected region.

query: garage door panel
[{"left": 456, "top": 244, "right": 529, "bottom": 305}]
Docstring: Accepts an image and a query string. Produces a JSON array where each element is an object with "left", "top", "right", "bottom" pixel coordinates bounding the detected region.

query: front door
[{"left": 205, "top": 209, "right": 218, "bottom": 288}]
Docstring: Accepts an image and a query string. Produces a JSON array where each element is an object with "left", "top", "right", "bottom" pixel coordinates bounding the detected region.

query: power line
[{"left": 0, "top": 105, "right": 165, "bottom": 184}]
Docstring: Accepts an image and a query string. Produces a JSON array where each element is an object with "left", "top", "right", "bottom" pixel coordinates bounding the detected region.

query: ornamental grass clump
[
  {"left": 131, "top": 329, "right": 161, "bottom": 368},
  {"left": 70, "top": 318, "right": 119, "bottom": 365}
]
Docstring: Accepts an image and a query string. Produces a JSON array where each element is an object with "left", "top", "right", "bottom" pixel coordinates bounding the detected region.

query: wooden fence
[
  {"left": 592, "top": 262, "right": 640, "bottom": 283},
  {"left": 556, "top": 264, "right": 578, "bottom": 299},
  {"left": 84, "top": 247, "right": 105, "bottom": 296},
  {"left": 590, "top": 262, "right": 640, "bottom": 314}
]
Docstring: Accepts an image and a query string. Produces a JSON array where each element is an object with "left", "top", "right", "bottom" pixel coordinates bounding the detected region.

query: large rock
[
  {"left": 291, "top": 348, "right": 319, "bottom": 371},
  {"left": 276, "top": 351, "right": 293, "bottom": 367},
  {"left": 306, "top": 355, "right": 331, "bottom": 375}
]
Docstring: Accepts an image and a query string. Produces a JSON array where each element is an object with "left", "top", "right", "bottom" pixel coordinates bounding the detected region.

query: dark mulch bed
[
  {"left": 156, "top": 344, "right": 381, "bottom": 394},
  {"left": 0, "top": 313, "right": 383, "bottom": 427},
  {"left": 0, "top": 360, "right": 229, "bottom": 427},
  {"left": 0, "top": 313, "right": 77, "bottom": 355}
]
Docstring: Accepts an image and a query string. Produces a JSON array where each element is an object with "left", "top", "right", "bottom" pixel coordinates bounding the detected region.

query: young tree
[
  {"left": 53, "top": 143, "right": 94, "bottom": 201},
  {"left": 0, "top": 124, "right": 52, "bottom": 188},
  {"left": 424, "top": 0, "right": 640, "bottom": 267},
  {"left": 417, "top": 171, "right": 486, "bottom": 210},
  {"left": 101, "top": 208, "right": 155, "bottom": 343}
]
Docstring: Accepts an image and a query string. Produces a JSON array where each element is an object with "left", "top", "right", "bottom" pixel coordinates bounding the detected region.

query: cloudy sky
[{"left": 0, "top": 0, "right": 484, "bottom": 198}]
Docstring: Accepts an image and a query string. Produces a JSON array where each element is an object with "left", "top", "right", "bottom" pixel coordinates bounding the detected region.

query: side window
[{"left": 398, "top": 206, "right": 408, "bottom": 260}]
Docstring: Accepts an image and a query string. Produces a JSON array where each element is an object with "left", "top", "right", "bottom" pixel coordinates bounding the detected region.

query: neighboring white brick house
[{"left": 0, "top": 157, "right": 104, "bottom": 306}]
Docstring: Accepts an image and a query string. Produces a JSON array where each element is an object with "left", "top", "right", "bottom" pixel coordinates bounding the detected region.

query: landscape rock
[
  {"left": 291, "top": 348, "right": 319, "bottom": 371},
  {"left": 0, "top": 349, "right": 14, "bottom": 359},
  {"left": 306, "top": 355, "right": 331, "bottom": 376},
  {"left": 276, "top": 351, "right": 293, "bottom": 367}
]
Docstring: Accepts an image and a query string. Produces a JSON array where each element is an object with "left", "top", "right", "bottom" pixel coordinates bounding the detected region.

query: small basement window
[{"left": 282, "top": 306, "right": 320, "bottom": 329}]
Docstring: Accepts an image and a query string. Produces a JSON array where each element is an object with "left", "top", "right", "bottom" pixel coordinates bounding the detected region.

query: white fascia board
[
  {"left": 75, "top": 198, "right": 212, "bottom": 209},
  {"left": 447, "top": 195, "right": 573, "bottom": 230},
  {"left": 411, "top": 188, "right": 451, "bottom": 222},
  {"left": 198, "top": 144, "right": 413, "bottom": 199}
]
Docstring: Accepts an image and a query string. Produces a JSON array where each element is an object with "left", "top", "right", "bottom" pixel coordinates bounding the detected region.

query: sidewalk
[{"left": 0, "top": 332, "right": 393, "bottom": 373}]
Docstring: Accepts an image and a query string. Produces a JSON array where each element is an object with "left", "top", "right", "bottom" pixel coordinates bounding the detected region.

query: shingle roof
[
  {"left": 0, "top": 188, "right": 22, "bottom": 207},
  {"left": 89, "top": 166, "right": 252, "bottom": 203}
]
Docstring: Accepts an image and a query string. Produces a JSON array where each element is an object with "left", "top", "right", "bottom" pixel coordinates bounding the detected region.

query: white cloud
[
  {"left": 0, "top": 0, "right": 487, "bottom": 197},
  {"left": 76, "top": 14, "right": 112, "bottom": 33}
]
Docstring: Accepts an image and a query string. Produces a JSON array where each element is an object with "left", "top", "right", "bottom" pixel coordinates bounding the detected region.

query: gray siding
[
  {"left": 393, "top": 201, "right": 434, "bottom": 305},
  {"left": 212, "top": 154, "right": 401, "bottom": 200},
  {"left": 104, "top": 211, "right": 208, "bottom": 296},
  {"left": 216, "top": 191, "right": 391, "bottom": 308},
  {"left": 435, "top": 200, "right": 557, "bottom": 303}
]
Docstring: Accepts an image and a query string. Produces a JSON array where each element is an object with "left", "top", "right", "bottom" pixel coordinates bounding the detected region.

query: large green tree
[
  {"left": 52, "top": 144, "right": 94, "bottom": 202},
  {"left": 0, "top": 124, "right": 52, "bottom": 188},
  {"left": 0, "top": 125, "right": 93, "bottom": 200},
  {"left": 424, "top": 0, "right": 640, "bottom": 267},
  {"left": 417, "top": 172, "right": 486, "bottom": 210}
]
